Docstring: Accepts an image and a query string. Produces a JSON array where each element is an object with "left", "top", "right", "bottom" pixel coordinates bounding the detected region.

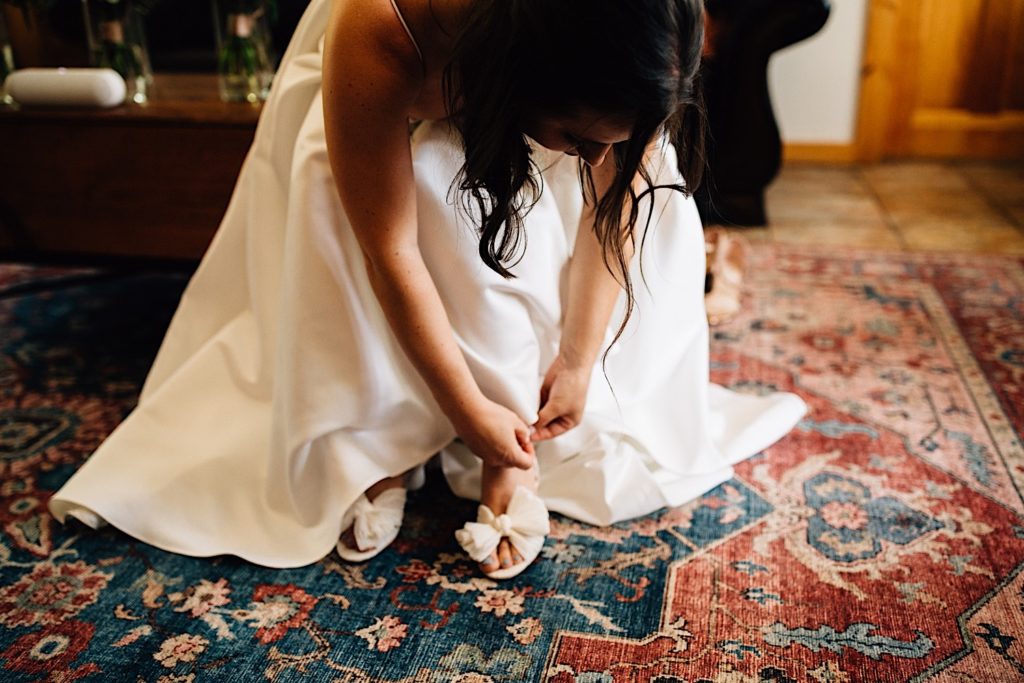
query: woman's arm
[
  {"left": 561, "top": 158, "right": 635, "bottom": 370},
  {"left": 322, "top": 0, "right": 534, "bottom": 468},
  {"left": 532, "top": 154, "right": 634, "bottom": 441}
]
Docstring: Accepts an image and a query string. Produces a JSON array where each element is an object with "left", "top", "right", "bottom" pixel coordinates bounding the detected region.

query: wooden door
[{"left": 857, "top": 0, "right": 1024, "bottom": 160}]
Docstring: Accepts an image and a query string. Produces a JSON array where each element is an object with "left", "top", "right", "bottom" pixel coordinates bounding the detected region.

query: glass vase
[
  {"left": 81, "top": 0, "right": 153, "bottom": 104},
  {"left": 0, "top": 9, "right": 14, "bottom": 107},
  {"left": 212, "top": 0, "right": 276, "bottom": 103}
]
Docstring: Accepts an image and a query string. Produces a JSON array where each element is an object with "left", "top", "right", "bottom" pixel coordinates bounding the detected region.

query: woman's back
[{"left": 324, "top": 0, "right": 470, "bottom": 123}]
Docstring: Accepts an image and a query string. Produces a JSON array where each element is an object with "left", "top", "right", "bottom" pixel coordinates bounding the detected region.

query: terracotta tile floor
[{"left": 726, "top": 160, "right": 1024, "bottom": 254}]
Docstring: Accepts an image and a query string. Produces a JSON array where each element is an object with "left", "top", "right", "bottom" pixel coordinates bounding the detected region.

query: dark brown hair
[{"left": 443, "top": 0, "right": 707, "bottom": 353}]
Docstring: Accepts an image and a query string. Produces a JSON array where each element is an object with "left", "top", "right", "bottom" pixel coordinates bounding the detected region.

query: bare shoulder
[{"left": 322, "top": 0, "right": 423, "bottom": 107}]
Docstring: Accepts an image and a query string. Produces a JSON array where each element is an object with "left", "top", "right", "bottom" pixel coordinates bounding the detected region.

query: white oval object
[{"left": 7, "top": 67, "right": 127, "bottom": 108}]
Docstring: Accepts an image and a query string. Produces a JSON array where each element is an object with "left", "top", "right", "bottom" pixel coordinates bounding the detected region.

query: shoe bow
[
  {"left": 455, "top": 486, "right": 550, "bottom": 563},
  {"left": 349, "top": 488, "right": 405, "bottom": 551}
]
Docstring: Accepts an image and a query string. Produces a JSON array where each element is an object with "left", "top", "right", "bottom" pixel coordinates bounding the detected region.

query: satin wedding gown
[{"left": 49, "top": 0, "right": 807, "bottom": 568}]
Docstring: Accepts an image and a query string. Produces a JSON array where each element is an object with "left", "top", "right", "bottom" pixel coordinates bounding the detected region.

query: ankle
[
  {"left": 480, "top": 462, "right": 538, "bottom": 512},
  {"left": 365, "top": 473, "right": 406, "bottom": 501}
]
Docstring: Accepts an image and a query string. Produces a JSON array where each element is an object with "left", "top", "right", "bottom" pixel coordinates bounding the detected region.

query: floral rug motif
[{"left": 0, "top": 246, "right": 1023, "bottom": 682}]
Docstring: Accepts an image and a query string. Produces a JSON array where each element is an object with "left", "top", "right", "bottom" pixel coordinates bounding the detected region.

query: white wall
[{"left": 767, "top": 0, "right": 868, "bottom": 144}]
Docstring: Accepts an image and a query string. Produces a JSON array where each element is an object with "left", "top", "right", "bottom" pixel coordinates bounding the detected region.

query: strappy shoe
[
  {"left": 336, "top": 487, "right": 407, "bottom": 562},
  {"left": 704, "top": 227, "right": 748, "bottom": 326},
  {"left": 455, "top": 485, "right": 550, "bottom": 580}
]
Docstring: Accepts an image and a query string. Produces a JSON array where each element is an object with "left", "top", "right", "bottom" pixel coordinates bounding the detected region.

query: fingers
[
  {"left": 507, "top": 449, "right": 534, "bottom": 470},
  {"left": 515, "top": 424, "right": 535, "bottom": 456},
  {"left": 548, "top": 420, "right": 572, "bottom": 438},
  {"left": 538, "top": 360, "right": 561, "bottom": 412},
  {"left": 531, "top": 399, "right": 562, "bottom": 442},
  {"left": 532, "top": 404, "right": 579, "bottom": 441},
  {"left": 477, "top": 431, "right": 533, "bottom": 470},
  {"left": 534, "top": 417, "right": 573, "bottom": 442},
  {"left": 534, "top": 400, "right": 560, "bottom": 432},
  {"left": 508, "top": 425, "right": 535, "bottom": 470},
  {"left": 499, "top": 445, "right": 532, "bottom": 470}
]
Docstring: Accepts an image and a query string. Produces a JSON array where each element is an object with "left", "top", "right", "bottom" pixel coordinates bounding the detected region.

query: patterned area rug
[{"left": 1, "top": 245, "right": 1023, "bottom": 682}]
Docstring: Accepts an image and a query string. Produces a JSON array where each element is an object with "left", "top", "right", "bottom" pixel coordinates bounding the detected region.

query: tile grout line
[
  {"left": 856, "top": 164, "right": 912, "bottom": 252},
  {"left": 765, "top": 167, "right": 904, "bottom": 250},
  {"left": 953, "top": 162, "right": 1024, "bottom": 238}
]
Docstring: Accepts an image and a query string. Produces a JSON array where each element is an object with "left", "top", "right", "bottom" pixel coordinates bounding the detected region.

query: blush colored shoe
[
  {"left": 336, "top": 487, "right": 407, "bottom": 562},
  {"left": 704, "top": 227, "right": 748, "bottom": 326},
  {"left": 455, "top": 485, "right": 550, "bottom": 580}
]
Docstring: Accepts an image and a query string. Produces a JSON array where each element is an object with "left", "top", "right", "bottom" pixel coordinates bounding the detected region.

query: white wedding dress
[{"left": 48, "top": 0, "right": 807, "bottom": 568}]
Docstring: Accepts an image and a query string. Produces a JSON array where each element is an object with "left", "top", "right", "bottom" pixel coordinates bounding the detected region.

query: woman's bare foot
[
  {"left": 478, "top": 461, "right": 540, "bottom": 573},
  {"left": 339, "top": 472, "right": 406, "bottom": 553}
]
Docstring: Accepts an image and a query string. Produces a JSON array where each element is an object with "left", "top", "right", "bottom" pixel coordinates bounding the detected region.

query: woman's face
[{"left": 522, "top": 108, "right": 634, "bottom": 167}]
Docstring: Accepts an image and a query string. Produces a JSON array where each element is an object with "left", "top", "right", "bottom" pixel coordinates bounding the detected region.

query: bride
[{"left": 49, "top": 0, "right": 806, "bottom": 580}]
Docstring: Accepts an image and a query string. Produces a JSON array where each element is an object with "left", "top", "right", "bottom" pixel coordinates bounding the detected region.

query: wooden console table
[{"left": 0, "top": 73, "right": 260, "bottom": 263}]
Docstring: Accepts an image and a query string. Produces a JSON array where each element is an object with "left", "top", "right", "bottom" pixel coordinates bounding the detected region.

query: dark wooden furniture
[
  {"left": 696, "top": 0, "right": 831, "bottom": 226},
  {"left": 0, "top": 73, "right": 259, "bottom": 262}
]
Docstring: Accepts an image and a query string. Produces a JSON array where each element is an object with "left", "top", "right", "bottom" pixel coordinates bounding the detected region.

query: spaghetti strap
[{"left": 390, "top": 0, "right": 425, "bottom": 67}]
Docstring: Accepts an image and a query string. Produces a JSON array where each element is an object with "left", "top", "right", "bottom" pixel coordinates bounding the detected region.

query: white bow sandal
[
  {"left": 704, "top": 227, "right": 749, "bottom": 327},
  {"left": 455, "top": 485, "right": 550, "bottom": 580},
  {"left": 335, "top": 466, "right": 426, "bottom": 562},
  {"left": 336, "top": 487, "right": 407, "bottom": 562}
]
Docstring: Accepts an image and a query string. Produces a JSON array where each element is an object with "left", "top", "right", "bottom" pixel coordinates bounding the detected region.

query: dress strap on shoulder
[{"left": 389, "top": 0, "right": 425, "bottom": 67}]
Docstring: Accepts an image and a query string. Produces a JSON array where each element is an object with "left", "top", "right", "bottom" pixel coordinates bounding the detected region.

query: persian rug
[{"left": 0, "top": 245, "right": 1022, "bottom": 683}]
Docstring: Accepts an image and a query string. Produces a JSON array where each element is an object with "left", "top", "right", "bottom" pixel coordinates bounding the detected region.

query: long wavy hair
[{"left": 442, "top": 0, "right": 707, "bottom": 356}]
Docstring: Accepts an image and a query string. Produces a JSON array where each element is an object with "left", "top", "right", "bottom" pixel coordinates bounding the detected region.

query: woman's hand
[
  {"left": 452, "top": 398, "right": 536, "bottom": 470},
  {"left": 531, "top": 355, "right": 591, "bottom": 441}
]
